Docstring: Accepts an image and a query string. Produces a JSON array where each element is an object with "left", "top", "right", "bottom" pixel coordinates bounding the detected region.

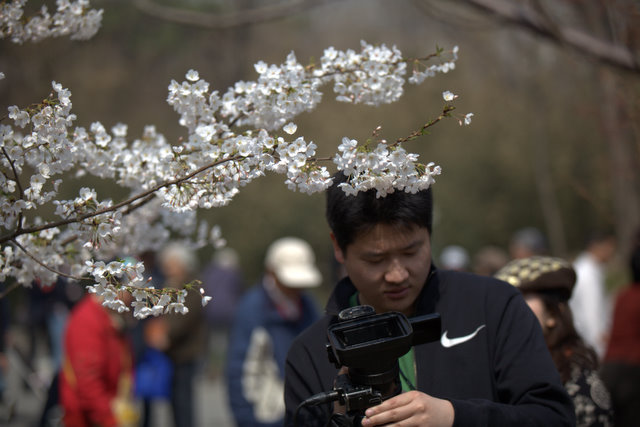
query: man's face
[{"left": 331, "top": 224, "right": 432, "bottom": 316}]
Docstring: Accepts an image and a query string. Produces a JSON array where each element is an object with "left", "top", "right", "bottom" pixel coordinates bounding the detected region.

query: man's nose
[{"left": 384, "top": 260, "right": 409, "bottom": 283}]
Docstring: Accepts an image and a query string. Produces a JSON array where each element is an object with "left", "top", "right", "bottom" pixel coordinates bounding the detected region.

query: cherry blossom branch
[
  {"left": 11, "top": 235, "right": 205, "bottom": 313},
  {"left": 0, "top": 153, "right": 244, "bottom": 244},
  {"left": 10, "top": 238, "right": 86, "bottom": 281},
  {"left": 0, "top": 0, "right": 103, "bottom": 44},
  {"left": 0, "top": 26, "right": 470, "bottom": 317}
]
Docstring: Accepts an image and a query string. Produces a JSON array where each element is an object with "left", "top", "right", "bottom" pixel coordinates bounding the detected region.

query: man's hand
[{"left": 360, "top": 390, "right": 454, "bottom": 427}]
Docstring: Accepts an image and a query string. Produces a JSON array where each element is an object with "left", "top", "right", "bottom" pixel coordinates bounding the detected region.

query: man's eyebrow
[
  {"left": 361, "top": 238, "right": 425, "bottom": 257},
  {"left": 400, "top": 239, "right": 425, "bottom": 252}
]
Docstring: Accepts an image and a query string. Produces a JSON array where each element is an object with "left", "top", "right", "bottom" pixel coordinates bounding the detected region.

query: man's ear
[{"left": 330, "top": 232, "right": 345, "bottom": 264}]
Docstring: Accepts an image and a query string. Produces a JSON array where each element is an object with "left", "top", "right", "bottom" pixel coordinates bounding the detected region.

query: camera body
[{"left": 325, "top": 305, "right": 441, "bottom": 415}]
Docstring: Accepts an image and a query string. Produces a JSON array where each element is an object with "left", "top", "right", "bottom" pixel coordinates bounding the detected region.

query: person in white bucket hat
[
  {"left": 226, "top": 237, "right": 321, "bottom": 427},
  {"left": 265, "top": 237, "right": 322, "bottom": 289}
]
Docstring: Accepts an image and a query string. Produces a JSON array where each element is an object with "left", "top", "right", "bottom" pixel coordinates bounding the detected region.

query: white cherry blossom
[
  {"left": 464, "top": 112, "right": 474, "bottom": 125},
  {"left": 0, "top": 6, "right": 469, "bottom": 317},
  {"left": 443, "top": 90, "right": 457, "bottom": 101},
  {"left": 1, "top": 0, "right": 103, "bottom": 44}
]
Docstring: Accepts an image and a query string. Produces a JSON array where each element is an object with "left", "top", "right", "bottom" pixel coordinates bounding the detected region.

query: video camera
[{"left": 293, "top": 305, "right": 441, "bottom": 426}]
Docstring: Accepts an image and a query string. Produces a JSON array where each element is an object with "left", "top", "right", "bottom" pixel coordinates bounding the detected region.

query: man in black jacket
[{"left": 284, "top": 173, "right": 575, "bottom": 426}]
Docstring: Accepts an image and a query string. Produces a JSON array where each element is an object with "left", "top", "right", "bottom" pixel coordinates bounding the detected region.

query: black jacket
[{"left": 284, "top": 268, "right": 575, "bottom": 426}]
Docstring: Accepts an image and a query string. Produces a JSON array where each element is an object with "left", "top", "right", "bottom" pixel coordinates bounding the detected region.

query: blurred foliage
[{"left": 1, "top": 0, "right": 638, "bottom": 291}]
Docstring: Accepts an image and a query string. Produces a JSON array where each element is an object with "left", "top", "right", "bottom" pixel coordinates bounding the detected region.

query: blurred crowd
[
  {"left": 0, "top": 241, "right": 246, "bottom": 427},
  {"left": 0, "top": 225, "right": 638, "bottom": 427}
]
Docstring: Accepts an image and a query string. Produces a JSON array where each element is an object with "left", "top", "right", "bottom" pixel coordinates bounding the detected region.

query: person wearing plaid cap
[{"left": 496, "top": 256, "right": 614, "bottom": 427}]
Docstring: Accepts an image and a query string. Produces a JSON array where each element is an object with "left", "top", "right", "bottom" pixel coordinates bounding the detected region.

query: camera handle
[
  {"left": 292, "top": 374, "right": 389, "bottom": 427},
  {"left": 292, "top": 390, "right": 376, "bottom": 427}
]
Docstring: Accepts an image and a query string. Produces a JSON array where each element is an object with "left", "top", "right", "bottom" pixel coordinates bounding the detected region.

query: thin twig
[
  {"left": 1, "top": 148, "right": 24, "bottom": 198},
  {"left": 393, "top": 105, "right": 455, "bottom": 146},
  {"left": 10, "top": 238, "right": 88, "bottom": 282},
  {"left": 123, "top": 194, "right": 156, "bottom": 215},
  {"left": 0, "top": 281, "right": 20, "bottom": 299},
  {"left": 2, "top": 146, "right": 25, "bottom": 233}
]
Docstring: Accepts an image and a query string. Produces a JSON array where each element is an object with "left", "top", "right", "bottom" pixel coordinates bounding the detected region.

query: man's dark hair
[{"left": 326, "top": 172, "right": 433, "bottom": 252}]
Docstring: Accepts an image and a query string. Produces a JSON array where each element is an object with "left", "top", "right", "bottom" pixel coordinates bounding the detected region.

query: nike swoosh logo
[{"left": 441, "top": 325, "right": 486, "bottom": 348}]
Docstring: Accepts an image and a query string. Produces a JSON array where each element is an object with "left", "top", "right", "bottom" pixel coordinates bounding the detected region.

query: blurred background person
[
  {"left": 128, "top": 251, "right": 172, "bottom": 427},
  {"left": 509, "top": 227, "right": 549, "bottom": 259},
  {"left": 600, "top": 228, "right": 640, "bottom": 427},
  {"left": 135, "top": 314, "right": 173, "bottom": 427},
  {"left": 36, "top": 275, "right": 83, "bottom": 427},
  {"left": 472, "top": 245, "right": 509, "bottom": 276},
  {"left": 59, "top": 290, "right": 137, "bottom": 427},
  {"left": 570, "top": 230, "right": 617, "bottom": 359},
  {"left": 26, "top": 277, "right": 75, "bottom": 381},
  {"left": 508, "top": 226, "right": 549, "bottom": 259},
  {"left": 201, "top": 247, "right": 244, "bottom": 379},
  {"left": 225, "top": 237, "right": 321, "bottom": 427},
  {"left": 496, "top": 256, "right": 614, "bottom": 427},
  {"left": 438, "top": 244, "right": 470, "bottom": 271},
  {"left": 159, "top": 242, "right": 206, "bottom": 427}
]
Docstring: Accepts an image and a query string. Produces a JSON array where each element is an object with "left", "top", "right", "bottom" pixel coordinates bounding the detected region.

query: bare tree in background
[
  {"left": 132, "top": 0, "right": 343, "bottom": 29},
  {"left": 446, "top": 0, "right": 640, "bottom": 74},
  {"left": 413, "top": 0, "right": 640, "bottom": 256}
]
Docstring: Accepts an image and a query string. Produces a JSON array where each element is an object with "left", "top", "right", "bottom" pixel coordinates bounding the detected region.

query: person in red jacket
[
  {"left": 601, "top": 228, "right": 640, "bottom": 427},
  {"left": 59, "top": 293, "right": 136, "bottom": 427}
]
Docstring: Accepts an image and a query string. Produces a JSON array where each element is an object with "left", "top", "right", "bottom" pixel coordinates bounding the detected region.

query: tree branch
[
  {"left": 132, "top": 0, "right": 343, "bottom": 29},
  {"left": 458, "top": 0, "right": 640, "bottom": 74}
]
